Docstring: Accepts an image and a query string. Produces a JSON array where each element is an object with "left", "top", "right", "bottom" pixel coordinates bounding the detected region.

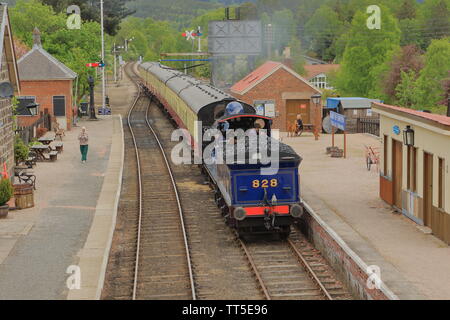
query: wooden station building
[{"left": 373, "top": 102, "right": 450, "bottom": 244}]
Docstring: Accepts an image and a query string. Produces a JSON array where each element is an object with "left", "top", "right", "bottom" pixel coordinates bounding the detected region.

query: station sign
[{"left": 330, "top": 111, "right": 346, "bottom": 131}]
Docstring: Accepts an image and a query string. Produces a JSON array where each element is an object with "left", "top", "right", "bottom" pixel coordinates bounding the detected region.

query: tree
[
  {"left": 418, "top": 0, "right": 450, "bottom": 48},
  {"left": 304, "top": 5, "right": 345, "bottom": 61},
  {"left": 41, "top": 0, "right": 135, "bottom": 35},
  {"left": 395, "top": 70, "right": 420, "bottom": 108},
  {"left": 272, "top": 9, "right": 297, "bottom": 56},
  {"left": 288, "top": 37, "right": 305, "bottom": 75},
  {"left": 381, "top": 45, "right": 424, "bottom": 101},
  {"left": 333, "top": 6, "right": 401, "bottom": 97},
  {"left": 396, "top": 0, "right": 417, "bottom": 20},
  {"left": 415, "top": 38, "right": 450, "bottom": 108}
]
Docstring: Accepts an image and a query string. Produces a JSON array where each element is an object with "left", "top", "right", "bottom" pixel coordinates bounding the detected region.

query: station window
[
  {"left": 439, "top": 158, "right": 445, "bottom": 209},
  {"left": 407, "top": 146, "right": 418, "bottom": 192}
]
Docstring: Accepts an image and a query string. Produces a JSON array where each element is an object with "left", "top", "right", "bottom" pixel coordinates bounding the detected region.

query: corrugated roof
[
  {"left": 304, "top": 64, "right": 340, "bottom": 80},
  {"left": 327, "top": 97, "right": 382, "bottom": 109},
  {"left": 372, "top": 102, "right": 450, "bottom": 127},
  {"left": 18, "top": 29, "right": 77, "bottom": 81},
  {"left": 231, "top": 60, "right": 320, "bottom": 95}
]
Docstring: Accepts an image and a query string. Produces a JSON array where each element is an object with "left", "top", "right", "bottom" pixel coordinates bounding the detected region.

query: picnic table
[
  {"left": 14, "top": 165, "right": 36, "bottom": 189},
  {"left": 38, "top": 136, "right": 55, "bottom": 145},
  {"left": 31, "top": 145, "right": 50, "bottom": 161}
]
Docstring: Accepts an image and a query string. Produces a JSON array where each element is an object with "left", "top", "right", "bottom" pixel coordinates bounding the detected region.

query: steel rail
[
  {"left": 287, "top": 239, "right": 333, "bottom": 300},
  {"left": 237, "top": 236, "right": 271, "bottom": 300},
  {"left": 125, "top": 63, "right": 144, "bottom": 301},
  {"left": 126, "top": 62, "right": 196, "bottom": 300}
]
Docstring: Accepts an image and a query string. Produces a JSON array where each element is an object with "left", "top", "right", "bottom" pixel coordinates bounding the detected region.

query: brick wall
[
  {"left": 233, "top": 68, "right": 320, "bottom": 132},
  {"left": 20, "top": 79, "right": 73, "bottom": 130},
  {"left": 0, "top": 48, "right": 14, "bottom": 178}
]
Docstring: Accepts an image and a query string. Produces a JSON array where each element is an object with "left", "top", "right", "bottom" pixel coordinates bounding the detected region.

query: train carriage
[{"left": 138, "top": 62, "right": 304, "bottom": 238}]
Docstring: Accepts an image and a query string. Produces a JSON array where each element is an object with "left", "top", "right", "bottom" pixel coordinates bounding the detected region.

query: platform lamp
[
  {"left": 88, "top": 75, "right": 97, "bottom": 120},
  {"left": 26, "top": 102, "right": 39, "bottom": 116},
  {"left": 403, "top": 125, "right": 415, "bottom": 147},
  {"left": 311, "top": 93, "right": 322, "bottom": 141}
]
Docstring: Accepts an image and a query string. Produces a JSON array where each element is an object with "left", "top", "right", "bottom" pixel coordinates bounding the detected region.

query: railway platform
[
  {"left": 0, "top": 114, "right": 123, "bottom": 300},
  {"left": 284, "top": 133, "right": 450, "bottom": 299}
]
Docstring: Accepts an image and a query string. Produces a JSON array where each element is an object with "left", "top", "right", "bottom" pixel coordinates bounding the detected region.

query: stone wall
[{"left": 0, "top": 48, "right": 14, "bottom": 178}]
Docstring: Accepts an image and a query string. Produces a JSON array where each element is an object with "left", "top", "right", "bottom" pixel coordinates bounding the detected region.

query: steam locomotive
[{"left": 138, "top": 62, "right": 303, "bottom": 237}]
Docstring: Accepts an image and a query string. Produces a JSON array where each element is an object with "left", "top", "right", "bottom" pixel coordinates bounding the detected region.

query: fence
[
  {"left": 356, "top": 118, "right": 380, "bottom": 137},
  {"left": 17, "top": 113, "right": 52, "bottom": 145}
]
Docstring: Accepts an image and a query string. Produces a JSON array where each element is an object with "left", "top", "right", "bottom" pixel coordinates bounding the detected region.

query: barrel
[{"left": 14, "top": 184, "right": 34, "bottom": 209}]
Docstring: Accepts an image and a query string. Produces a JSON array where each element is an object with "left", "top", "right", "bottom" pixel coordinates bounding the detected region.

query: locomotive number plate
[{"left": 252, "top": 179, "right": 278, "bottom": 189}]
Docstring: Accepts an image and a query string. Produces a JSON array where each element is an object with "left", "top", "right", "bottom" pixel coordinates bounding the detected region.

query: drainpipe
[{"left": 447, "top": 97, "right": 450, "bottom": 117}]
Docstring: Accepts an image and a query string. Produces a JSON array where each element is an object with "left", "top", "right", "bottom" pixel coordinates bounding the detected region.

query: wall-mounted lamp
[
  {"left": 403, "top": 125, "right": 414, "bottom": 147},
  {"left": 26, "top": 102, "right": 39, "bottom": 116}
]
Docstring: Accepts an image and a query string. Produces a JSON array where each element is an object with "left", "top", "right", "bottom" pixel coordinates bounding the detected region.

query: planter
[
  {"left": 326, "top": 146, "right": 339, "bottom": 154},
  {"left": 14, "top": 184, "right": 34, "bottom": 210},
  {"left": 0, "top": 204, "right": 9, "bottom": 219},
  {"left": 331, "top": 148, "right": 344, "bottom": 158}
]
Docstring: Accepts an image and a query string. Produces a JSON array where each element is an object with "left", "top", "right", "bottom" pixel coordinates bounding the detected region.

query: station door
[{"left": 286, "top": 99, "right": 310, "bottom": 128}]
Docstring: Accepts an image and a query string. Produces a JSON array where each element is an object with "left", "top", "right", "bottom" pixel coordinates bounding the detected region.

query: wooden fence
[
  {"left": 17, "top": 113, "right": 52, "bottom": 144},
  {"left": 356, "top": 118, "right": 380, "bottom": 137}
]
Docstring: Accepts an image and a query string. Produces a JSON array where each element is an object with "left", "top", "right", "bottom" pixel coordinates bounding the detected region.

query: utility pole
[
  {"left": 113, "top": 43, "right": 117, "bottom": 83},
  {"left": 100, "top": 0, "right": 106, "bottom": 109}
]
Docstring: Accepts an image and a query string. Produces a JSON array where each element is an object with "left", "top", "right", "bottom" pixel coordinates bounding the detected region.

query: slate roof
[
  {"left": 0, "top": 3, "right": 20, "bottom": 94},
  {"left": 17, "top": 28, "right": 77, "bottom": 81},
  {"left": 326, "top": 97, "right": 382, "bottom": 109}
]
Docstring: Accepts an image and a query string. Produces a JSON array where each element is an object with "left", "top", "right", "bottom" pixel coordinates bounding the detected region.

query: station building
[
  {"left": 230, "top": 61, "right": 322, "bottom": 132},
  {"left": 17, "top": 28, "right": 77, "bottom": 131},
  {"left": 373, "top": 102, "right": 450, "bottom": 244}
]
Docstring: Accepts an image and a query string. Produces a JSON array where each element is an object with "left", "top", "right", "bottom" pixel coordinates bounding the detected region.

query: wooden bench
[
  {"left": 51, "top": 142, "right": 64, "bottom": 153},
  {"left": 15, "top": 170, "right": 36, "bottom": 190},
  {"left": 48, "top": 151, "right": 58, "bottom": 162},
  {"left": 25, "top": 151, "right": 37, "bottom": 168}
]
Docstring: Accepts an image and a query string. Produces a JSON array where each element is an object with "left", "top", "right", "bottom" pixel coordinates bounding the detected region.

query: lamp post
[
  {"left": 311, "top": 93, "right": 322, "bottom": 141},
  {"left": 88, "top": 75, "right": 97, "bottom": 120}
]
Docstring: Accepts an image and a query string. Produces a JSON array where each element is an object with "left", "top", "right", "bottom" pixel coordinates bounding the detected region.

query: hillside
[{"left": 126, "top": 0, "right": 248, "bottom": 25}]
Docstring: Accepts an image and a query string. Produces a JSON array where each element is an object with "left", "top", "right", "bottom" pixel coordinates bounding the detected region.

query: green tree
[
  {"left": 415, "top": 38, "right": 450, "bottom": 108},
  {"left": 333, "top": 6, "right": 401, "bottom": 97},
  {"left": 395, "top": 70, "right": 420, "bottom": 108},
  {"left": 305, "top": 5, "right": 345, "bottom": 61},
  {"left": 418, "top": 0, "right": 450, "bottom": 48}
]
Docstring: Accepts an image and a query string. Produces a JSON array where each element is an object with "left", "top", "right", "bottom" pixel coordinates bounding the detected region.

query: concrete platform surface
[
  {"left": 0, "top": 114, "right": 123, "bottom": 300},
  {"left": 284, "top": 133, "right": 450, "bottom": 300}
]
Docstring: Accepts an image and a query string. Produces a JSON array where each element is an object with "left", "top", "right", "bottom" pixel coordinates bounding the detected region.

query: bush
[
  {"left": 14, "top": 136, "right": 29, "bottom": 165},
  {"left": 0, "top": 178, "right": 13, "bottom": 206}
]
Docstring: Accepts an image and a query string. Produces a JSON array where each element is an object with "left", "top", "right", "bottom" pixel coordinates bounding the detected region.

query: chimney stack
[{"left": 32, "top": 27, "right": 41, "bottom": 48}]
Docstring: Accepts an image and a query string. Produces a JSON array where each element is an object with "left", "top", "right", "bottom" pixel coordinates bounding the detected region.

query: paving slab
[{"left": 0, "top": 114, "right": 122, "bottom": 300}]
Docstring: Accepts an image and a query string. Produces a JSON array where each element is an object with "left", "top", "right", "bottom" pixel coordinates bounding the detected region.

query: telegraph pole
[{"left": 100, "top": 0, "right": 106, "bottom": 109}]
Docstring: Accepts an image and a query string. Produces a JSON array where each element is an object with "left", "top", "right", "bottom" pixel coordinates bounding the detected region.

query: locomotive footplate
[{"left": 236, "top": 216, "right": 293, "bottom": 230}]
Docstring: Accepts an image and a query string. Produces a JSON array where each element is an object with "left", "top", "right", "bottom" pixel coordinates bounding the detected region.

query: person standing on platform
[{"left": 78, "top": 127, "right": 89, "bottom": 163}]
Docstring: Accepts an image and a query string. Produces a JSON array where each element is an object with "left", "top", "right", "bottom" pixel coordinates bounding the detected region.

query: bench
[
  {"left": 48, "top": 151, "right": 58, "bottom": 162},
  {"left": 51, "top": 142, "right": 64, "bottom": 153},
  {"left": 25, "top": 151, "right": 37, "bottom": 168},
  {"left": 15, "top": 170, "right": 36, "bottom": 190}
]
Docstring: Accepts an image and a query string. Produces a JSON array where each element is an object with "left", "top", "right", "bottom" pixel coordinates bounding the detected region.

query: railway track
[{"left": 103, "top": 62, "right": 354, "bottom": 301}]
